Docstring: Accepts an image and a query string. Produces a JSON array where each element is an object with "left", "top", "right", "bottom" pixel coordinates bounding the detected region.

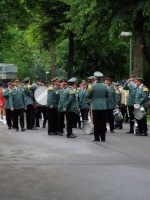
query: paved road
[{"left": 0, "top": 122, "right": 150, "bottom": 200}]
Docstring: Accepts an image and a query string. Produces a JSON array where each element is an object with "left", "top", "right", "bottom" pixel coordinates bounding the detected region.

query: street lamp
[
  {"left": 121, "top": 32, "right": 133, "bottom": 76},
  {"left": 45, "top": 71, "right": 49, "bottom": 82}
]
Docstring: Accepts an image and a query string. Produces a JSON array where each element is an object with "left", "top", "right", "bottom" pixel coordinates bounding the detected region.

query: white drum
[
  {"left": 82, "top": 121, "right": 94, "bottom": 135},
  {"left": 34, "top": 86, "right": 48, "bottom": 106},
  {"left": 133, "top": 106, "right": 146, "bottom": 120}
]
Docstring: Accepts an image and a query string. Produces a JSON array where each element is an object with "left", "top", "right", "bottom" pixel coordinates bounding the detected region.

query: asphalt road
[{"left": 0, "top": 121, "right": 150, "bottom": 200}]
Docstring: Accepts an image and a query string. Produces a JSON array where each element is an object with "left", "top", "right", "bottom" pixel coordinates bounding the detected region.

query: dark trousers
[
  {"left": 137, "top": 116, "right": 147, "bottom": 134},
  {"left": 93, "top": 110, "right": 107, "bottom": 141},
  {"left": 35, "top": 106, "right": 47, "bottom": 127},
  {"left": 26, "top": 104, "right": 35, "bottom": 129},
  {"left": 66, "top": 112, "right": 76, "bottom": 136},
  {"left": 106, "top": 109, "right": 114, "bottom": 131},
  {"left": 58, "top": 112, "right": 64, "bottom": 133},
  {"left": 128, "top": 106, "right": 134, "bottom": 132},
  {"left": 47, "top": 108, "right": 58, "bottom": 133},
  {"left": 6, "top": 109, "right": 13, "bottom": 128},
  {"left": 13, "top": 109, "right": 24, "bottom": 129},
  {"left": 81, "top": 109, "right": 89, "bottom": 121}
]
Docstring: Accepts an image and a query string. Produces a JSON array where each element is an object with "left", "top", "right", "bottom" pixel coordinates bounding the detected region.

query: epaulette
[
  {"left": 56, "top": 91, "right": 58, "bottom": 94},
  {"left": 27, "top": 85, "right": 31, "bottom": 91},
  {"left": 48, "top": 86, "right": 53, "bottom": 91},
  {"left": 69, "top": 90, "right": 75, "bottom": 94},
  {"left": 88, "top": 84, "right": 92, "bottom": 92},
  {"left": 143, "top": 87, "right": 149, "bottom": 92}
]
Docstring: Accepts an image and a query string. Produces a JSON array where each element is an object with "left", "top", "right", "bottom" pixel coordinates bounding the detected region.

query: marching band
[{"left": 0, "top": 72, "right": 149, "bottom": 141}]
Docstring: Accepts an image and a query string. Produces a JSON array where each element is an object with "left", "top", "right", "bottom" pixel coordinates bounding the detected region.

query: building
[{"left": 0, "top": 63, "right": 18, "bottom": 81}]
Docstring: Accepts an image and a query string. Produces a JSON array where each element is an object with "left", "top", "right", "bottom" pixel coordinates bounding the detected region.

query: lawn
[{"left": 147, "top": 114, "right": 150, "bottom": 124}]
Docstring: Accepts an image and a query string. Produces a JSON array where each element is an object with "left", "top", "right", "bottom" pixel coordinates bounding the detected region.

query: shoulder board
[
  {"left": 143, "top": 87, "right": 149, "bottom": 92},
  {"left": 69, "top": 90, "right": 75, "bottom": 94},
  {"left": 88, "top": 84, "right": 92, "bottom": 92},
  {"left": 56, "top": 91, "right": 58, "bottom": 94},
  {"left": 48, "top": 86, "right": 53, "bottom": 91},
  {"left": 27, "top": 85, "right": 31, "bottom": 90}
]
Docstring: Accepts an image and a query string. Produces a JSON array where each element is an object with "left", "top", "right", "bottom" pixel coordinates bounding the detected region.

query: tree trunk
[
  {"left": 67, "top": 30, "right": 74, "bottom": 79},
  {"left": 132, "top": 11, "right": 144, "bottom": 78},
  {"left": 50, "top": 40, "right": 57, "bottom": 79},
  {"left": 133, "top": 33, "right": 143, "bottom": 77}
]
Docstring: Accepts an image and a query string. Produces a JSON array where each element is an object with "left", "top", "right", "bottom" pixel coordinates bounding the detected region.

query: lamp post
[
  {"left": 45, "top": 71, "right": 49, "bottom": 82},
  {"left": 120, "top": 32, "right": 133, "bottom": 76}
]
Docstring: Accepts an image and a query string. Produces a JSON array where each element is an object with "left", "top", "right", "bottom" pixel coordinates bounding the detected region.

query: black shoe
[
  {"left": 110, "top": 130, "right": 115, "bottom": 133},
  {"left": 8, "top": 127, "right": 11, "bottom": 129},
  {"left": 93, "top": 139, "right": 100, "bottom": 142},
  {"left": 56, "top": 131, "right": 63, "bottom": 136},
  {"left": 67, "top": 134, "right": 77, "bottom": 138},
  {"left": 36, "top": 125, "right": 40, "bottom": 127},
  {"left": 21, "top": 128, "right": 26, "bottom": 131},
  {"left": 29, "top": 127, "right": 38, "bottom": 130},
  {"left": 101, "top": 139, "right": 105, "bottom": 142},
  {"left": 48, "top": 132, "right": 56, "bottom": 135},
  {"left": 126, "top": 131, "right": 134, "bottom": 134},
  {"left": 42, "top": 126, "right": 46, "bottom": 128}
]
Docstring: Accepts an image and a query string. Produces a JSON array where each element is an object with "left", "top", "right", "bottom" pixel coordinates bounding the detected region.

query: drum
[
  {"left": 133, "top": 106, "right": 146, "bottom": 120},
  {"left": 34, "top": 86, "right": 48, "bottom": 105},
  {"left": 82, "top": 121, "right": 94, "bottom": 135},
  {"left": 113, "top": 108, "right": 123, "bottom": 122}
]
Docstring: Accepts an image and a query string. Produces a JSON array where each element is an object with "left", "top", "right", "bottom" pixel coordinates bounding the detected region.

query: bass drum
[
  {"left": 34, "top": 86, "right": 48, "bottom": 106},
  {"left": 82, "top": 121, "right": 94, "bottom": 135},
  {"left": 133, "top": 106, "right": 146, "bottom": 120}
]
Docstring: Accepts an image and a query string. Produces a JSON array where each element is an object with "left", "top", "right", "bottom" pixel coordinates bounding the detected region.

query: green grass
[{"left": 147, "top": 114, "right": 150, "bottom": 124}]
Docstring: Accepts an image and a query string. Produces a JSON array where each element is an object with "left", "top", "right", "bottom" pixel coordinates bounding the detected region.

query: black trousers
[
  {"left": 93, "top": 110, "right": 107, "bottom": 141},
  {"left": 26, "top": 104, "right": 35, "bottom": 129},
  {"left": 47, "top": 108, "right": 58, "bottom": 133},
  {"left": 13, "top": 109, "right": 25, "bottom": 129},
  {"left": 106, "top": 109, "right": 114, "bottom": 131},
  {"left": 66, "top": 112, "right": 76, "bottom": 136},
  {"left": 6, "top": 109, "right": 13, "bottom": 128},
  {"left": 128, "top": 106, "right": 134, "bottom": 132},
  {"left": 58, "top": 112, "right": 64, "bottom": 133},
  {"left": 137, "top": 116, "right": 147, "bottom": 134},
  {"left": 81, "top": 108, "right": 89, "bottom": 121},
  {"left": 35, "top": 106, "right": 47, "bottom": 127}
]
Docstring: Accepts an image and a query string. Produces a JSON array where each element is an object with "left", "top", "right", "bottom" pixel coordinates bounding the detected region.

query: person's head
[
  {"left": 51, "top": 77, "right": 60, "bottom": 88},
  {"left": 7, "top": 82, "right": 13, "bottom": 89},
  {"left": 105, "top": 77, "right": 112, "bottom": 85},
  {"left": 80, "top": 80, "right": 87, "bottom": 89},
  {"left": 61, "top": 80, "right": 68, "bottom": 89},
  {"left": 135, "top": 78, "right": 144, "bottom": 86},
  {"left": 13, "top": 79, "right": 20, "bottom": 87}
]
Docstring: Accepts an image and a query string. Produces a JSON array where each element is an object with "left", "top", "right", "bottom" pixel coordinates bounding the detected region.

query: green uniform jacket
[
  {"left": 63, "top": 87, "right": 77, "bottom": 113},
  {"left": 78, "top": 89, "right": 89, "bottom": 109},
  {"left": 106, "top": 85, "right": 117, "bottom": 109},
  {"left": 135, "top": 85, "right": 149, "bottom": 108},
  {"left": 57, "top": 89, "right": 65, "bottom": 112},
  {"left": 123, "top": 82, "right": 137, "bottom": 106},
  {"left": 2, "top": 88, "right": 11, "bottom": 109},
  {"left": 23, "top": 84, "right": 36, "bottom": 105},
  {"left": 88, "top": 82, "right": 108, "bottom": 110},
  {"left": 9, "top": 87, "right": 26, "bottom": 109},
  {"left": 47, "top": 85, "right": 59, "bottom": 108}
]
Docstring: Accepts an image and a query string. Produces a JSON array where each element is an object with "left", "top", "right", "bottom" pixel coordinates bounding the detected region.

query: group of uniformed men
[{"left": 1, "top": 71, "right": 149, "bottom": 142}]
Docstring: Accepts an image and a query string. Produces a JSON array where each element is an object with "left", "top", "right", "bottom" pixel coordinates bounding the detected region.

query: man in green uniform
[
  {"left": 47, "top": 77, "right": 60, "bottom": 135},
  {"left": 78, "top": 80, "right": 89, "bottom": 122},
  {"left": 134, "top": 77, "right": 149, "bottom": 136},
  {"left": 63, "top": 77, "right": 78, "bottom": 138},
  {"left": 22, "top": 77, "right": 37, "bottom": 130},
  {"left": 88, "top": 71, "right": 108, "bottom": 142},
  {"left": 57, "top": 79, "right": 68, "bottom": 135},
  {"left": 123, "top": 76, "right": 137, "bottom": 133},
  {"left": 105, "top": 77, "right": 117, "bottom": 133},
  {"left": 9, "top": 79, "right": 27, "bottom": 131},
  {"left": 2, "top": 82, "right": 14, "bottom": 129}
]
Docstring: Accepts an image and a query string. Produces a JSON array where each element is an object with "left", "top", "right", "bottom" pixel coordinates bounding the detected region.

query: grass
[{"left": 147, "top": 114, "right": 150, "bottom": 124}]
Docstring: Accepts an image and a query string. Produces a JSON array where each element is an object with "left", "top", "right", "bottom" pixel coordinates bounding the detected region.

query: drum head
[
  {"left": 82, "top": 121, "right": 94, "bottom": 135},
  {"left": 34, "top": 86, "right": 48, "bottom": 105},
  {"left": 134, "top": 107, "right": 145, "bottom": 120}
]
